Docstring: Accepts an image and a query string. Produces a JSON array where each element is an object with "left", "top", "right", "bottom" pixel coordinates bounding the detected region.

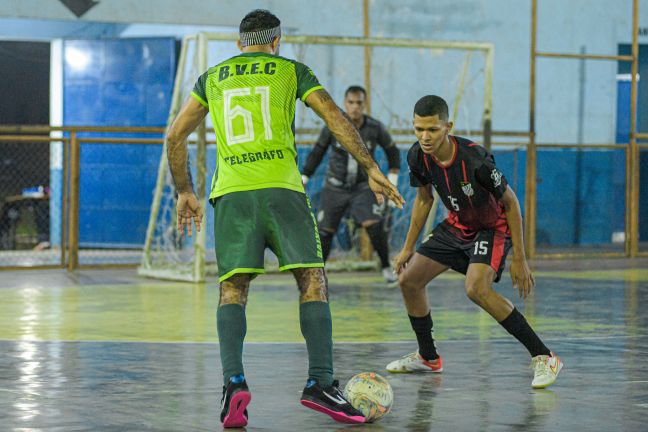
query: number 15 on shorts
[{"left": 473, "top": 241, "right": 489, "bottom": 256}]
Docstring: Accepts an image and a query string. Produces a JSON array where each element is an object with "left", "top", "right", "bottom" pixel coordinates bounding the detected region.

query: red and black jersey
[{"left": 407, "top": 135, "right": 510, "bottom": 240}]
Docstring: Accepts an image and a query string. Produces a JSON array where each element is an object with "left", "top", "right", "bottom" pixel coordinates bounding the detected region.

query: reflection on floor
[{"left": 1, "top": 265, "right": 647, "bottom": 431}]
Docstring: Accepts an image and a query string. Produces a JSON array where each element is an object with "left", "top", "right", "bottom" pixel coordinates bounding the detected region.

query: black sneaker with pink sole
[
  {"left": 220, "top": 374, "right": 251, "bottom": 428},
  {"left": 300, "top": 379, "right": 365, "bottom": 424}
]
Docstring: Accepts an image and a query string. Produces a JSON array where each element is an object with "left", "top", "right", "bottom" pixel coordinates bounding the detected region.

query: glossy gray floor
[
  {"left": 1, "top": 264, "right": 647, "bottom": 431},
  {"left": 3, "top": 338, "right": 647, "bottom": 431}
]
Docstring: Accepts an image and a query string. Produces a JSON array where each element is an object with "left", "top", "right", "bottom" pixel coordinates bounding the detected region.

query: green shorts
[{"left": 212, "top": 188, "right": 324, "bottom": 282}]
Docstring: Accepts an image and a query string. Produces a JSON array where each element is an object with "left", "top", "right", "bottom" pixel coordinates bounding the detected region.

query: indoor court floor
[{"left": 1, "top": 259, "right": 647, "bottom": 431}]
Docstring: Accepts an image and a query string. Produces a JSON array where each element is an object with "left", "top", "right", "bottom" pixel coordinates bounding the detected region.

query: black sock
[
  {"left": 499, "top": 308, "right": 551, "bottom": 357},
  {"left": 409, "top": 312, "right": 439, "bottom": 360},
  {"left": 366, "top": 223, "right": 390, "bottom": 269},
  {"left": 319, "top": 230, "right": 333, "bottom": 262}
]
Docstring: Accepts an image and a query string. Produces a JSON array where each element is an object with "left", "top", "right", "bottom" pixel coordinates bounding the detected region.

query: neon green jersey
[{"left": 191, "top": 52, "right": 324, "bottom": 200}]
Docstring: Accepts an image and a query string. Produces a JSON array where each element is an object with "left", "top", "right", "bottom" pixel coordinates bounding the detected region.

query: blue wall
[
  {"left": 63, "top": 38, "right": 175, "bottom": 248},
  {"left": 536, "top": 149, "right": 625, "bottom": 246}
]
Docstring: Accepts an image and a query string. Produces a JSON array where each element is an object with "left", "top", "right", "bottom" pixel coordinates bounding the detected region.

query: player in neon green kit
[{"left": 165, "top": 9, "right": 404, "bottom": 428}]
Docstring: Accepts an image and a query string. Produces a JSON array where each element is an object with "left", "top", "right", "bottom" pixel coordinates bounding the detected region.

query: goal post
[{"left": 138, "top": 32, "right": 494, "bottom": 282}]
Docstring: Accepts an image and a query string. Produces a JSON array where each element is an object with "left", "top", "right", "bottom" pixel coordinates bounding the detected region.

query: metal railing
[
  {"left": 0, "top": 123, "right": 644, "bottom": 270},
  {"left": 528, "top": 0, "right": 643, "bottom": 258}
]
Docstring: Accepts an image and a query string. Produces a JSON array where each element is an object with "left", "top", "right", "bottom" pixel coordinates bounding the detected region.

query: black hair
[
  {"left": 344, "top": 85, "right": 367, "bottom": 98},
  {"left": 239, "top": 9, "right": 281, "bottom": 33},
  {"left": 413, "top": 95, "right": 449, "bottom": 120}
]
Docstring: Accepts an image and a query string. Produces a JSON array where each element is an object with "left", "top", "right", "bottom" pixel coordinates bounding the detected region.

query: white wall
[
  {"left": 369, "top": 0, "right": 647, "bottom": 143},
  {"left": 3, "top": 0, "right": 648, "bottom": 143}
]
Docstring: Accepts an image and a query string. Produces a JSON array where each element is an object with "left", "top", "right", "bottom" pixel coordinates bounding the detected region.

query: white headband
[{"left": 239, "top": 26, "right": 281, "bottom": 47}]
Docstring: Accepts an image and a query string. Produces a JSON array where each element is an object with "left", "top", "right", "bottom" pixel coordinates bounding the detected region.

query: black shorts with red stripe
[{"left": 417, "top": 222, "right": 512, "bottom": 282}]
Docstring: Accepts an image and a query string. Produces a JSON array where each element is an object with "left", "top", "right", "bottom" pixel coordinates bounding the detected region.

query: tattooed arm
[
  {"left": 166, "top": 96, "right": 208, "bottom": 236},
  {"left": 305, "top": 89, "right": 377, "bottom": 172},
  {"left": 304, "top": 89, "right": 405, "bottom": 208},
  {"left": 166, "top": 96, "right": 208, "bottom": 192}
]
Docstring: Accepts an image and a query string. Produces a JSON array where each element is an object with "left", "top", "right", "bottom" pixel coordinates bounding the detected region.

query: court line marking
[{"left": 0, "top": 334, "right": 640, "bottom": 345}]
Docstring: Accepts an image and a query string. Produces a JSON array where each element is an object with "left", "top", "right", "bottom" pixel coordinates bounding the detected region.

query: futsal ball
[{"left": 343, "top": 372, "right": 393, "bottom": 422}]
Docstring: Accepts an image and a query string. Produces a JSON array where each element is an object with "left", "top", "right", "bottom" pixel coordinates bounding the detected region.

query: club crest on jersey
[
  {"left": 490, "top": 169, "right": 502, "bottom": 187},
  {"left": 461, "top": 182, "right": 474, "bottom": 197}
]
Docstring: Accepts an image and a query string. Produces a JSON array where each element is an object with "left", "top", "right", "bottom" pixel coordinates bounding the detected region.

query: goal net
[{"left": 138, "top": 33, "right": 493, "bottom": 282}]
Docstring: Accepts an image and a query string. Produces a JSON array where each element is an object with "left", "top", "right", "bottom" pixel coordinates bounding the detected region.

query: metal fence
[
  {"left": 0, "top": 126, "right": 164, "bottom": 270},
  {"left": 0, "top": 134, "right": 68, "bottom": 269},
  {"left": 0, "top": 125, "right": 645, "bottom": 271}
]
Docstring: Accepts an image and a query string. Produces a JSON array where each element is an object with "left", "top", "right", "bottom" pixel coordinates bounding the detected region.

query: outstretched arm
[
  {"left": 302, "top": 127, "right": 332, "bottom": 179},
  {"left": 500, "top": 186, "right": 534, "bottom": 298},
  {"left": 377, "top": 122, "right": 401, "bottom": 175},
  {"left": 305, "top": 89, "right": 405, "bottom": 208},
  {"left": 166, "top": 96, "right": 209, "bottom": 236},
  {"left": 394, "top": 186, "right": 434, "bottom": 274},
  {"left": 377, "top": 122, "right": 401, "bottom": 204}
]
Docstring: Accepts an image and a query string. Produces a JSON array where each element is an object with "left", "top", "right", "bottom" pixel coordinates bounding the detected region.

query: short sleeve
[
  {"left": 191, "top": 72, "right": 209, "bottom": 109},
  {"left": 407, "top": 145, "right": 428, "bottom": 187},
  {"left": 475, "top": 152, "right": 508, "bottom": 199},
  {"left": 294, "top": 61, "right": 324, "bottom": 101}
]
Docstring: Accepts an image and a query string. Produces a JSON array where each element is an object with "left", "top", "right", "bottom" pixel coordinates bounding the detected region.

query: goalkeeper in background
[{"left": 301, "top": 85, "right": 401, "bottom": 282}]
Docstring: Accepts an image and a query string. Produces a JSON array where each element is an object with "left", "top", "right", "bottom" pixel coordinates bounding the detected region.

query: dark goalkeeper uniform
[
  {"left": 303, "top": 115, "right": 400, "bottom": 228},
  {"left": 408, "top": 135, "right": 512, "bottom": 281}
]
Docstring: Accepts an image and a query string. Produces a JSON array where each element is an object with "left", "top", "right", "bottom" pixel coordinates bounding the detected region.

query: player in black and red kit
[{"left": 385, "top": 95, "right": 563, "bottom": 389}]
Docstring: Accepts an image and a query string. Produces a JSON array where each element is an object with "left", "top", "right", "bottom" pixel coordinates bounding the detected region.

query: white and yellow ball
[{"left": 343, "top": 372, "right": 393, "bottom": 422}]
